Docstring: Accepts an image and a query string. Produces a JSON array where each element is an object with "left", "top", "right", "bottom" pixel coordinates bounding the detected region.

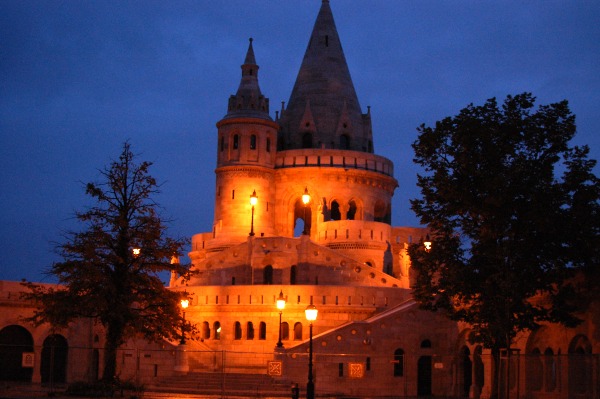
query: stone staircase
[{"left": 147, "top": 372, "right": 293, "bottom": 397}]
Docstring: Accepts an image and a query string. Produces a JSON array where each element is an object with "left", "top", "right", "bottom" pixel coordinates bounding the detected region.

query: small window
[
  {"left": 338, "top": 363, "right": 344, "bottom": 377},
  {"left": 247, "top": 322, "right": 254, "bottom": 340},
  {"left": 394, "top": 349, "right": 404, "bottom": 376},
  {"left": 234, "top": 322, "right": 242, "bottom": 340},
  {"left": 233, "top": 134, "right": 239, "bottom": 149},
  {"left": 250, "top": 134, "right": 257, "bottom": 150},
  {"left": 214, "top": 322, "right": 221, "bottom": 340},
  {"left": 220, "top": 136, "right": 225, "bottom": 152},
  {"left": 259, "top": 322, "right": 266, "bottom": 340},
  {"left": 202, "top": 322, "right": 210, "bottom": 339},
  {"left": 281, "top": 322, "right": 289, "bottom": 340},
  {"left": 366, "top": 357, "right": 371, "bottom": 371},
  {"left": 266, "top": 137, "right": 271, "bottom": 152},
  {"left": 294, "top": 322, "right": 303, "bottom": 340},
  {"left": 421, "top": 339, "right": 432, "bottom": 348}
]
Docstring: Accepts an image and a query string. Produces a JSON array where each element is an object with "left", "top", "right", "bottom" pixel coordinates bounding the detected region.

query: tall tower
[
  {"left": 278, "top": 0, "right": 373, "bottom": 153},
  {"left": 212, "top": 39, "right": 278, "bottom": 244}
]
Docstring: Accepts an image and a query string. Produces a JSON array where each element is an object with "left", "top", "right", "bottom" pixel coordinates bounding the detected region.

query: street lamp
[
  {"left": 276, "top": 291, "right": 286, "bottom": 348},
  {"left": 249, "top": 190, "right": 258, "bottom": 236},
  {"left": 424, "top": 234, "right": 432, "bottom": 252},
  {"left": 180, "top": 299, "right": 189, "bottom": 345},
  {"left": 302, "top": 187, "right": 311, "bottom": 235},
  {"left": 305, "top": 304, "right": 318, "bottom": 399}
]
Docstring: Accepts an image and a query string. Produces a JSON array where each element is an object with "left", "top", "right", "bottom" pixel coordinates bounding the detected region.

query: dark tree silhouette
[
  {"left": 408, "top": 93, "right": 599, "bottom": 398},
  {"left": 23, "top": 142, "right": 191, "bottom": 382}
]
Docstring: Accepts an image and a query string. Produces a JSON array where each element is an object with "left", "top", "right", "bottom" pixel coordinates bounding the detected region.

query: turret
[{"left": 213, "top": 39, "right": 278, "bottom": 243}]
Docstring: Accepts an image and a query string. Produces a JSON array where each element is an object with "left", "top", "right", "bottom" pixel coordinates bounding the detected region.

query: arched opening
[
  {"left": 340, "top": 134, "right": 350, "bottom": 149},
  {"left": 293, "top": 322, "right": 303, "bottom": 340},
  {"left": 281, "top": 322, "right": 290, "bottom": 341},
  {"left": 263, "top": 265, "right": 273, "bottom": 285},
  {"left": 250, "top": 134, "right": 257, "bottom": 150},
  {"left": 302, "top": 133, "right": 312, "bottom": 148},
  {"left": 331, "top": 200, "right": 341, "bottom": 221},
  {"left": 259, "top": 322, "right": 266, "bottom": 340},
  {"left": 213, "top": 322, "right": 221, "bottom": 340},
  {"left": 202, "top": 322, "right": 211, "bottom": 339},
  {"left": 41, "top": 334, "right": 68, "bottom": 384},
  {"left": 459, "top": 346, "right": 472, "bottom": 398},
  {"left": 246, "top": 322, "right": 254, "bottom": 340},
  {"left": 293, "top": 199, "right": 311, "bottom": 236},
  {"left": 234, "top": 322, "right": 242, "bottom": 340},
  {"left": 421, "top": 339, "right": 432, "bottom": 348},
  {"left": 417, "top": 356, "right": 432, "bottom": 397},
  {"left": 527, "top": 348, "right": 543, "bottom": 392},
  {"left": 393, "top": 348, "right": 404, "bottom": 377},
  {"left": 91, "top": 349, "right": 99, "bottom": 382},
  {"left": 473, "top": 346, "right": 484, "bottom": 397},
  {"left": 290, "top": 265, "right": 297, "bottom": 285},
  {"left": 233, "top": 134, "right": 239, "bottom": 149},
  {"left": 0, "top": 325, "right": 34, "bottom": 382},
  {"left": 374, "top": 200, "right": 390, "bottom": 223},
  {"left": 544, "top": 348, "right": 556, "bottom": 392},
  {"left": 347, "top": 200, "right": 357, "bottom": 220},
  {"left": 568, "top": 335, "right": 592, "bottom": 397}
]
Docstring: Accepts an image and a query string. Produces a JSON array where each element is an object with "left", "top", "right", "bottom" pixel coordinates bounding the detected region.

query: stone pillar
[
  {"left": 174, "top": 344, "right": 189, "bottom": 373},
  {"left": 480, "top": 349, "right": 493, "bottom": 399}
]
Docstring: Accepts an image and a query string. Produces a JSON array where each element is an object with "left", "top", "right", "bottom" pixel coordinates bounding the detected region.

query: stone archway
[
  {"left": 41, "top": 334, "right": 68, "bottom": 384},
  {"left": 0, "top": 325, "right": 34, "bottom": 382}
]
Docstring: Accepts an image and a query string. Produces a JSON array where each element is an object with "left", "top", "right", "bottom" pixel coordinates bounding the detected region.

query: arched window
[
  {"left": 331, "top": 200, "right": 341, "bottom": 220},
  {"left": 220, "top": 136, "right": 225, "bottom": 152},
  {"left": 302, "top": 133, "right": 312, "bottom": 148},
  {"left": 393, "top": 348, "right": 404, "bottom": 376},
  {"left": 233, "top": 134, "right": 239, "bottom": 149},
  {"left": 259, "top": 322, "right": 266, "bottom": 340},
  {"left": 213, "top": 322, "right": 221, "bottom": 340},
  {"left": 340, "top": 134, "right": 350, "bottom": 149},
  {"left": 246, "top": 322, "right": 254, "bottom": 340},
  {"left": 202, "top": 322, "right": 210, "bottom": 339},
  {"left": 234, "top": 322, "right": 242, "bottom": 340},
  {"left": 421, "top": 339, "right": 432, "bottom": 348},
  {"left": 263, "top": 265, "right": 273, "bottom": 285},
  {"left": 290, "top": 265, "right": 297, "bottom": 285},
  {"left": 250, "top": 134, "right": 257, "bottom": 150},
  {"left": 294, "top": 322, "right": 303, "bottom": 340},
  {"left": 266, "top": 137, "right": 271, "bottom": 152},
  {"left": 347, "top": 200, "right": 357, "bottom": 220},
  {"left": 281, "top": 322, "right": 290, "bottom": 340}
]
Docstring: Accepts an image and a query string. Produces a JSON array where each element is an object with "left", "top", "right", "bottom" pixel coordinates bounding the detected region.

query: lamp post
[
  {"left": 249, "top": 190, "right": 258, "bottom": 236},
  {"left": 276, "top": 291, "right": 286, "bottom": 348},
  {"left": 302, "top": 187, "right": 311, "bottom": 235},
  {"left": 305, "top": 304, "right": 318, "bottom": 399},
  {"left": 180, "top": 299, "right": 189, "bottom": 345},
  {"left": 424, "top": 234, "right": 432, "bottom": 252}
]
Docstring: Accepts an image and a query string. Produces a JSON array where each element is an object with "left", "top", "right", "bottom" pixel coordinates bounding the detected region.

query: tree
[
  {"left": 23, "top": 142, "right": 191, "bottom": 382},
  {"left": 408, "top": 93, "right": 599, "bottom": 397}
]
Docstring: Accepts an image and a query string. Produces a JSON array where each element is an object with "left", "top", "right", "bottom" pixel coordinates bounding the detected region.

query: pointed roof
[
  {"left": 279, "top": 0, "right": 372, "bottom": 152},
  {"left": 223, "top": 38, "right": 271, "bottom": 120}
]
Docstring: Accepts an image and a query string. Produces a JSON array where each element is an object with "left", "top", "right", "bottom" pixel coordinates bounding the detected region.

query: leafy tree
[
  {"left": 23, "top": 142, "right": 191, "bottom": 382},
  {"left": 408, "top": 93, "right": 599, "bottom": 397}
]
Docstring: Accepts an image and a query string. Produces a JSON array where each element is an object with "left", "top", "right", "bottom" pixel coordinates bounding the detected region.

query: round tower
[{"left": 212, "top": 39, "right": 278, "bottom": 244}]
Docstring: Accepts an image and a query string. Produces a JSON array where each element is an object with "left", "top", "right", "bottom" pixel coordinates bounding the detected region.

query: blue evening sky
[{"left": 1, "top": 1, "right": 598, "bottom": 282}]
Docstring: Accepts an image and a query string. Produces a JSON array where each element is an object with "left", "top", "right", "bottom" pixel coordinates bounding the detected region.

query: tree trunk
[{"left": 102, "top": 322, "right": 124, "bottom": 383}]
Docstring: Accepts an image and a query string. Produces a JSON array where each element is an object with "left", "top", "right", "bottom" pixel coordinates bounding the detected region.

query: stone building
[{"left": 1, "top": 1, "right": 598, "bottom": 398}]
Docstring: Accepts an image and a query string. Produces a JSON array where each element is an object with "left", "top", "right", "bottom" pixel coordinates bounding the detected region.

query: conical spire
[
  {"left": 278, "top": 0, "right": 373, "bottom": 152},
  {"left": 224, "top": 38, "right": 271, "bottom": 120}
]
